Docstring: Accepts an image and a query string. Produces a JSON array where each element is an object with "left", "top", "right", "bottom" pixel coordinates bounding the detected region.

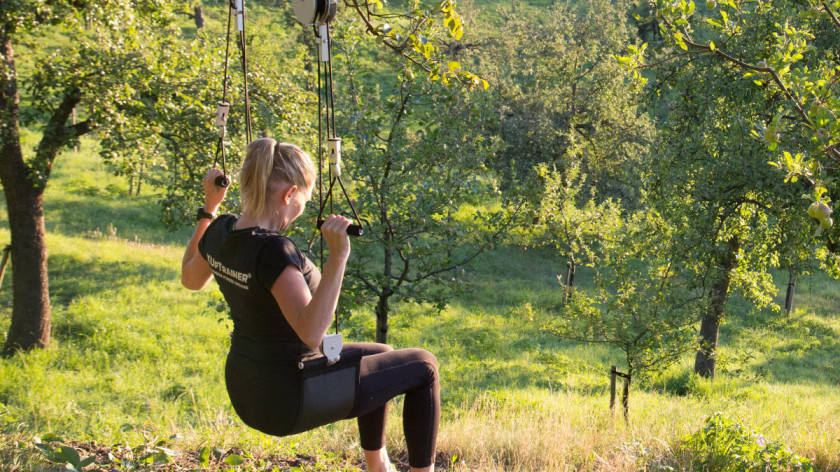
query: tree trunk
[
  {"left": 194, "top": 5, "right": 205, "bottom": 29},
  {"left": 3, "top": 191, "right": 51, "bottom": 354},
  {"left": 0, "top": 35, "right": 51, "bottom": 354},
  {"left": 784, "top": 265, "right": 796, "bottom": 315},
  {"left": 565, "top": 256, "right": 576, "bottom": 302},
  {"left": 694, "top": 235, "right": 740, "bottom": 378},
  {"left": 376, "top": 241, "right": 393, "bottom": 344},
  {"left": 375, "top": 290, "right": 391, "bottom": 344},
  {"left": 136, "top": 163, "right": 144, "bottom": 196},
  {"left": 621, "top": 373, "right": 631, "bottom": 422}
]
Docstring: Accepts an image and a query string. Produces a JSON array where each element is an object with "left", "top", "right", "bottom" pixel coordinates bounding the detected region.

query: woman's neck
[{"left": 235, "top": 212, "right": 290, "bottom": 233}]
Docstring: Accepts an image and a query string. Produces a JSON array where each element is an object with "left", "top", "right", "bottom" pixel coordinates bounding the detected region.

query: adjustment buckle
[
  {"left": 321, "top": 333, "right": 343, "bottom": 364},
  {"left": 328, "top": 137, "right": 341, "bottom": 178},
  {"left": 233, "top": 0, "right": 245, "bottom": 31},
  {"left": 215, "top": 101, "right": 230, "bottom": 127}
]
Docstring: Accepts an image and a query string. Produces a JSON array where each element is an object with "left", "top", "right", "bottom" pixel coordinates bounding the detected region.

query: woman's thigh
[{"left": 352, "top": 348, "right": 438, "bottom": 417}]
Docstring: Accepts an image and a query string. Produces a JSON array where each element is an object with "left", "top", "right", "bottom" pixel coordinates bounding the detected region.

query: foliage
[
  {"left": 326, "top": 21, "right": 509, "bottom": 341},
  {"left": 78, "top": 5, "right": 314, "bottom": 229},
  {"left": 133, "top": 0, "right": 488, "bottom": 230},
  {"left": 678, "top": 413, "right": 816, "bottom": 472},
  {"left": 627, "top": 0, "right": 840, "bottom": 210},
  {"left": 624, "top": 7, "right": 838, "bottom": 375},
  {"left": 467, "top": 0, "right": 653, "bottom": 205},
  {"left": 534, "top": 166, "right": 699, "bottom": 412},
  {"left": 344, "top": 0, "right": 488, "bottom": 89},
  {"left": 530, "top": 163, "right": 623, "bottom": 267},
  {"left": 34, "top": 438, "right": 97, "bottom": 471},
  {"left": 543, "top": 209, "right": 699, "bottom": 390}
]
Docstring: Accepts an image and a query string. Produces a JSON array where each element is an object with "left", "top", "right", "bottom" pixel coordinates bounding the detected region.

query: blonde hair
[{"left": 239, "top": 138, "right": 317, "bottom": 219}]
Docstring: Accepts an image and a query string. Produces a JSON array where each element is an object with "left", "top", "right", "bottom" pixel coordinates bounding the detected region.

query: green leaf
[
  {"left": 57, "top": 446, "right": 81, "bottom": 469},
  {"left": 198, "top": 447, "right": 211, "bottom": 468},
  {"left": 225, "top": 454, "right": 246, "bottom": 466}
]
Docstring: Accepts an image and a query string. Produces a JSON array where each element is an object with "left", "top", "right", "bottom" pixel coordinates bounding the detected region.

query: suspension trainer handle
[
  {"left": 215, "top": 175, "right": 231, "bottom": 188},
  {"left": 316, "top": 219, "right": 363, "bottom": 237}
]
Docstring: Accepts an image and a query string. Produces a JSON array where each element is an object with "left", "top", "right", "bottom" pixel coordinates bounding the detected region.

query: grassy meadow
[{"left": 1, "top": 143, "right": 840, "bottom": 471}]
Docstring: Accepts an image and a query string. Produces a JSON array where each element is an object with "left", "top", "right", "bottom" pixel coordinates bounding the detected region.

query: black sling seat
[{"left": 287, "top": 348, "right": 363, "bottom": 435}]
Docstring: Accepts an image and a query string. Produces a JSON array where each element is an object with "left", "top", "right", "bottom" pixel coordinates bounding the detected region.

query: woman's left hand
[{"left": 203, "top": 168, "right": 230, "bottom": 214}]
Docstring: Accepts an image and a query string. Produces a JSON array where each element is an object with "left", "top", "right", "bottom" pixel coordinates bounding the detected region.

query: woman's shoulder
[{"left": 258, "top": 234, "right": 303, "bottom": 263}]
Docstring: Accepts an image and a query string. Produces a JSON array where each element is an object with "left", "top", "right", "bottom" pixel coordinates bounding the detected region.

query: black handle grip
[
  {"left": 317, "top": 219, "right": 363, "bottom": 236},
  {"left": 215, "top": 175, "right": 230, "bottom": 188}
]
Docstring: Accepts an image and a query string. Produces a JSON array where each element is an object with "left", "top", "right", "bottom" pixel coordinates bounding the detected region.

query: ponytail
[{"left": 240, "top": 138, "right": 317, "bottom": 219}]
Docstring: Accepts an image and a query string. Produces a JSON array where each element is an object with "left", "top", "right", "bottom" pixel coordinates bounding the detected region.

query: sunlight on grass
[{"left": 1, "top": 149, "right": 839, "bottom": 471}]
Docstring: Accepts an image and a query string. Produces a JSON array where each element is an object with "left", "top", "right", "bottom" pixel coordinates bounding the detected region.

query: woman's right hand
[
  {"left": 319, "top": 214, "right": 352, "bottom": 260},
  {"left": 202, "top": 168, "right": 230, "bottom": 214}
]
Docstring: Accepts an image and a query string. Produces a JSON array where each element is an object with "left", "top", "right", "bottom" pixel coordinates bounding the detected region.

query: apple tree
[
  {"left": 323, "top": 22, "right": 511, "bottom": 344},
  {"left": 627, "top": 0, "right": 840, "bottom": 220}
]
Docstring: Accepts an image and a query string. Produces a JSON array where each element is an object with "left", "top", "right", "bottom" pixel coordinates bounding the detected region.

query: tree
[
  {"left": 616, "top": 0, "right": 840, "bottom": 378},
  {"left": 543, "top": 206, "right": 699, "bottom": 420},
  {"left": 467, "top": 0, "right": 653, "bottom": 205},
  {"left": 326, "top": 23, "right": 510, "bottom": 344},
  {"left": 0, "top": 0, "right": 149, "bottom": 353},
  {"left": 631, "top": 0, "right": 840, "bottom": 217},
  {"left": 530, "top": 164, "right": 624, "bottom": 299},
  {"left": 98, "top": 28, "right": 314, "bottom": 231},
  {"left": 643, "top": 52, "right": 820, "bottom": 378}
]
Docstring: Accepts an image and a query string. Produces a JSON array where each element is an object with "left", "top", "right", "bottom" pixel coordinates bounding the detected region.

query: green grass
[{"left": 2, "top": 146, "right": 840, "bottom": 471}]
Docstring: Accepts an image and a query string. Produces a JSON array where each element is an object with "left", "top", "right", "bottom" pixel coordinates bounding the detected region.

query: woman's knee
[{"left": 407, "top": 348, "right": 438, "bottom": 380}]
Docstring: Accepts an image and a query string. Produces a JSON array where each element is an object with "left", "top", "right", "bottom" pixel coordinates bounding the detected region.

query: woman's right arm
[
  {"left": 271, "top": 215, "right": 352, "bottom": 348},
  {"left": 181, "top": 168, "right": 228, "bottom": 290}
]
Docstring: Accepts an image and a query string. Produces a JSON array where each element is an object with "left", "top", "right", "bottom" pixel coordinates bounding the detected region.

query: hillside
[{"left": 1, "top": 142, "right": 839, "bottom": 471}]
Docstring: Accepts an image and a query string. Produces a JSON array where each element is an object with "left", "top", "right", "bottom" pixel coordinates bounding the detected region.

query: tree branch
[
  {"left": 173, "top": 10, "right": 196, "bottom": 19},
  {"left": 32, "top": 87, "right": 83, "bottom": 187},
  {"left": 406, "top": 199, "right": 526, "bottom": 284},
  {"left": 67, "top": 119, "right": 94, "bottom": 137},
  {"left": 351, "top": 270, "right": 383, "bottom": 297},
  {"left": 671, "top": 21, "right": 815, "bottom": 133},
  {"left": 823, "top": 2, "right": 840, "bottom": 29}
]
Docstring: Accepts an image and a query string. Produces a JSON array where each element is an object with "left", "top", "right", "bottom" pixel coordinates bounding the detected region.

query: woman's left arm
[{"left": 182, "top": 168, "right": 229, "bottom": 290}]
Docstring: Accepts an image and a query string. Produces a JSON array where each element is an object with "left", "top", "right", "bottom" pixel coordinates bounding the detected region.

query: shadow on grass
[
  {"left": 43, "top": 195, "right": 192, "bottom": 246},
  {"left": 48, "top": 253, "right": 178, "bottom": 306},
  {"left": 748, "top": 314, "right": 840, "bottom": 385}
]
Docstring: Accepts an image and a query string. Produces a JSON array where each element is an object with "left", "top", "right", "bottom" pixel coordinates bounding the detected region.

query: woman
[{"left": 181, "top": 138, "right": 440, "bottom": 472}]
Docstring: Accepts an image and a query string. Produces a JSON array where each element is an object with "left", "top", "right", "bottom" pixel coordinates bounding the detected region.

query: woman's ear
[{"left": 282, "top": 185, "right": 298, "bottom": 205}]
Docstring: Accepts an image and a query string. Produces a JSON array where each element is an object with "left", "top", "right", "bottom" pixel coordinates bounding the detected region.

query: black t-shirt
[{"left": 198, "top": 214, "right": 322, "bottom": 352}]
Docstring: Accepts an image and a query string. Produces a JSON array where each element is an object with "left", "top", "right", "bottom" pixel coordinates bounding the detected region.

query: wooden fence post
[{"left": 621, "top": 374, "right": 630, "bottom": 422}]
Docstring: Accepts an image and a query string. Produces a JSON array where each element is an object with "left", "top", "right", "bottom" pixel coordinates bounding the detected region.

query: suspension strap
[
  {"left": 212, "top": 0, "right": 254, "bottom": 187},
  {"left": 314, "top": 22, "right": 364, "bottom": 237}
]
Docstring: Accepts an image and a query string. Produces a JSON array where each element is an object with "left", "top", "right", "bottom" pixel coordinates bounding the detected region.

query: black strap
[
  {"left": 213, "top": 0, "right": 253, "bottom": 187},
  {"left": 314, "top": 23, "right": 364, "bottom": 236}
]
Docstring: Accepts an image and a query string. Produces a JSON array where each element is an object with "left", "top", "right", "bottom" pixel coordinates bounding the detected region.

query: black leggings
[
  {"left": 226, "top": 341, "right": 439, "bottom": 468},
  {"left": 344, "top": 343, "right": 440, "bottom": 469}
]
